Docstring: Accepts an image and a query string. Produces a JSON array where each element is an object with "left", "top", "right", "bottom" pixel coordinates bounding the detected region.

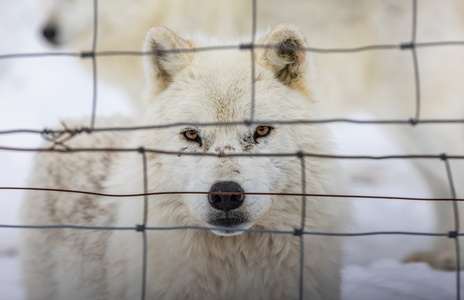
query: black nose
[
  {"left": 42, "top": 26, "right": 58, "bottom": 44},
  {"left": 208, "top": 181, "right": 244, "bottom": 212}
]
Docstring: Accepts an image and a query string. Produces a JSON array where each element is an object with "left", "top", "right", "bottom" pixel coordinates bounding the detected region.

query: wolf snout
[
  {"left": 208, "top": 181, "right": 244, "bottom": 212},
  {"left": 42, "top": 25, "right": 59, "bottom": 45}
]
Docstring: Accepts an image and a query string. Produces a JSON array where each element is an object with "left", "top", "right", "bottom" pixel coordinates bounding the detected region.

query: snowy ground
[{"left": 0, "top": 1, "right": 462, "bottom": 300}]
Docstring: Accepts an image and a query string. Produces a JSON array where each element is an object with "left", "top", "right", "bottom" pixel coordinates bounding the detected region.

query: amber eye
[
  {"left": 182, "top": 129, "right": 201, "bottom": 144},
  {"left": 254, "top": 125, "right": 272, "bottom": 141}
]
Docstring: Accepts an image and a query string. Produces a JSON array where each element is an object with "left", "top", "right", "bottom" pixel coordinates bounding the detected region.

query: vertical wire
[
  {"left": 411, "top": 0, "right": 417, "bottom": 43},
  {"left": 410, "top": 0, "right": 421, "bottom": 122},
  {"left": 89, "top": 0, "right": 98, "bottom": 129},
  {"left": 443, "top": 155, "right": 461, "bottom": 300},
  {"left": 141, "top": 149, "right": 149, "bottom": 226},
  {"left": 299, "top": 154, "right": 307, "bottom": 231},
  {"left": 298, "top": 153, "right": 306, "bottom": 300},
  {"left": 141, "top": 230, "right": 148, "bottom": 300},
  {"left": 249, "top": 0, "right": 257, "bottom": 122},
  {"left": 140, "top": 148, "right": 148, "bottom": 300},
  {"left": 411, "top": 47, "right": 421, "bottom": 122},
  {"left": 298, "top": 234, "right": 304, "bottom": 300}
]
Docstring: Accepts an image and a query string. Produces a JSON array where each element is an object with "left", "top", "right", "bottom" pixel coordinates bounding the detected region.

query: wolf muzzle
[{"left": 42, "top": 25, "right": 59, "bottom": 45}]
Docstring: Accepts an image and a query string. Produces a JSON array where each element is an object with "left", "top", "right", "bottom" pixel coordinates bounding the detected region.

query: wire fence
[{"left": 1, "top": 0, "right": 464, "bottom": 299}]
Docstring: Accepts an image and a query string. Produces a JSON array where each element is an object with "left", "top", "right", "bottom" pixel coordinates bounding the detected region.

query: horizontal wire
[
  {"left": 0, "top": 52, "right": 81, "bottom": 59},
  {"left": 0, "top": 223, "right": 459, "bottom": 238},
  {"left": 2, "top": 186, "right": 463, "bottom": 202},
  {"left": 1, "top": 146, "right": 464, "bottom": 160},
  {"left": 1, "top": 40, "right": 463, "bottom": 60},
  {"left": 3, "top": 118, "right": 464, "bottom": 137}
]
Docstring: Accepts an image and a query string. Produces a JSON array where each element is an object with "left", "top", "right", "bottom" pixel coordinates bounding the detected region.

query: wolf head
[
  {"left": 38, "top": 0, "right": 152, "bottom": 49},
  {"left": 139, "top": 24, "right": 334, "bottom": 236},
  {"left": 38, "top": 0, "right": 94, "bottom": 47}
]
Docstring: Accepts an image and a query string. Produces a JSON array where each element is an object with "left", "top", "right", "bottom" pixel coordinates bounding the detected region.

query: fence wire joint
[
  {"left": 80, "top": 51, "right": 95, "bottom": 58},
  {"left": 448, "top": 231, "right": 459, "bottom": 239},
  {"left": 293, "top": 229, "right": 303, "bottom": 236},
  {"left": 400, "top": 42, "right": 415, "bottom": 50}
]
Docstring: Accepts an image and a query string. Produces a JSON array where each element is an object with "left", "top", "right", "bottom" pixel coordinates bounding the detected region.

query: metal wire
[
  {"left": 249, "top": 0, "right": 257, "bottom": 122},
  {"left": 2, "top": 41, "right": 464, "bottom": 61},
  {"left": 1, "top": 223, "right": 462, "bottom": 238},
  {"left": 298, "top": 153, "right": 307, "bottom": 300},
  {"left": 89, "top": 0, "right": 98, "bottom": 129},
  {"left": 3, "top": 145, "right": 464, "bottom": 161},
  {"left": 443, "top": 154, "right": 461, "bottom": 300},
  {"left": 410, "top": 0, "right": 421, "bottom": 122},
  {"left": 4, "top": 117, "right": 464, "bottom": 138},
  {"left": 1, "top": 186, "right": 463, "bottom": 202},
  {"left": 139, "top": 147, "right": 148, "bottom": 300}
]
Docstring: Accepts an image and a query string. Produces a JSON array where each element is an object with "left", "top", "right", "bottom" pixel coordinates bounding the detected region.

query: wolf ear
[
  {"left": 256, "top": 24, "right": 309, "bottom": 88},
  {"left": 143, "top": 25, "right": 193, "bottom": 87}
]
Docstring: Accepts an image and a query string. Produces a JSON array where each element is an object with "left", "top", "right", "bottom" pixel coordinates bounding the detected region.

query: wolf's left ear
[
  {"left": 143, "top": 25, "right": 193, "bottom": 88},
  {"left": 256, "top": 24, "right": 309, "bottom": 88}
]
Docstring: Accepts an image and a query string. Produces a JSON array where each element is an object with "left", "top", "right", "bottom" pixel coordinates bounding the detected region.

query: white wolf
[
  {"left": 37, "top": 0, "right": 464, "bottom": 271},
  {"left": 20, "top": 24, "right": 352, "bottom": 299}
]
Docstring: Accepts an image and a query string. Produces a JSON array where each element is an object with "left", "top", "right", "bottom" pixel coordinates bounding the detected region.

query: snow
[
  {"left": 343, "top": 260, "right": 461, "bottom": 300},
  {"left": 0, "top": 1, "right": 461, "bottom": 300}
]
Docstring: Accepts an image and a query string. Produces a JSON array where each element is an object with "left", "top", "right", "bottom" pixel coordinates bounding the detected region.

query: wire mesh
[{"left": 1, "top": 0, "right": 464, "bottom": 299}]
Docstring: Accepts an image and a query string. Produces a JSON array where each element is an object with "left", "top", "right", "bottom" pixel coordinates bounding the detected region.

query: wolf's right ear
[
  {"left": 143, "top": 25, "right": 193, "bottom": 88},
  {"left": 256, "top": 24, "right": 309, "bottom": 89}
]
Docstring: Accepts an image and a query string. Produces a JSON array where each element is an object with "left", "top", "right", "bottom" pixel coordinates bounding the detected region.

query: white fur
[
  {"left": 19, "top": 24, "right": 352, "bottom": 299},
  {"left": 38, "top": 0, "right": 464, "bottom": 274}
]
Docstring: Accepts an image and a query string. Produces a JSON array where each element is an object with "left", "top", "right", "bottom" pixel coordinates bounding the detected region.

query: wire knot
[
  {"left": 448, "top": 231, "right": 458, "bottom": 238},
  {"left": 440, "top": 153, "right": 448, "bottom": 161},
  {"left": 409, "top": 118, "right": 418, "bottom": 126},
  {"left": 137, "top": 147, "right": 145, "bottom": 154},
  {"left": 83, "top": 127, "right": 93, "bottom": 134},
  {"left": 239, "top": 43, "right": 254, "bottom": 50},
  {"left": 293, "top": 229, "right": 303, "bottom": 236},
  {"left": 80, "top": 51, "right": 95, "bottom": 58},
  {"left": 243, "top": 119, "right": 252, "bottom": 126},
  {"left": 400, "top": 42, "right": 415, "bottom": 50},
  {"left": 41, "top": 128, "right": 53, "bottom": 135},
  {"left": 136, "top": 224, "right": 146, "bottom": 232}
]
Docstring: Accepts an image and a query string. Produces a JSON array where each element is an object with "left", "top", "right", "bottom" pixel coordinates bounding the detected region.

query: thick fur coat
[{"left": 20, "top": 24, "right": 352, "bottom": 299}]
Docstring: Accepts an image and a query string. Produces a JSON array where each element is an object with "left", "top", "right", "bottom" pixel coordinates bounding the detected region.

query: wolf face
[
  {"left": 139, "top": 25, "right": 325, "bottom": 236},
  {"left": 175, "top": 124, "right": 281, "bottom": 236}
]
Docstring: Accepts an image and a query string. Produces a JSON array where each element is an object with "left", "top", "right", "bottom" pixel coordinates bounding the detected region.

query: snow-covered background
[{"left": 0, "top": 1, "right": 461, "bottom": 299}]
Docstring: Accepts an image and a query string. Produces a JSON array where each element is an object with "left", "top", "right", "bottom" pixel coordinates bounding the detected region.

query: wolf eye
[
  {"left": 182, "top": 129, "right": 201, "bottom": 144},
  {"left": 254, "top": 125, "right": 273, "bottom": 141}
]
